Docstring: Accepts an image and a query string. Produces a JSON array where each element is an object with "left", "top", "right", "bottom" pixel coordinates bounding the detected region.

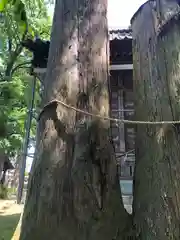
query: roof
[
  {"left": 3, "top": 159, "right": 14, "bottom": 170},
  {"left": 0, "top": 152, "right": 14, "bottom": 170},
  {"left": 110, "top": 29, "right": 132, "bottom": 64},
  {"left": 109, "top": 29, "right": 132, "bottom": 41},
  {"left": 0, "top": 152, "right": 8, "bottom": 163}
]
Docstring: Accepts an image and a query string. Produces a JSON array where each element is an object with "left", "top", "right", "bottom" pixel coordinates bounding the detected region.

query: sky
[
  {"left": 26, "top": 0, "right": 147, "bottom": 173},
  {"left": 108, "top": 0, "right": 147, "bottom": 29},
  {"left": 47, "top": 0, "right": 147, "bottom": 29}
]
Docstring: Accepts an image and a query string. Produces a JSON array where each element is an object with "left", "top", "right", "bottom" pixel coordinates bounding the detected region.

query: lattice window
[{"left": 110, "top": 70, "right": 135, "bottom": 180}]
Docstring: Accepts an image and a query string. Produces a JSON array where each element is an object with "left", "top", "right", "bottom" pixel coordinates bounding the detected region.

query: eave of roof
[{"left": 109, "top": 29, "right": 132, "bottom": 41}]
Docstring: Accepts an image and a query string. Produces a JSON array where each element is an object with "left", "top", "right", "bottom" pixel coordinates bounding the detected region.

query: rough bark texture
[
  {"left": 132, "top": 1, "right": 180, "bottom": 239},
  {"left": 20, "top": 0, "right": 130, "bottom": 239}
]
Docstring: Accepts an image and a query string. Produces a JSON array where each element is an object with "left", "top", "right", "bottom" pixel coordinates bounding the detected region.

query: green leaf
[
  {"left": 19, "top": 21, "right": 27, "bottom": 33},
  {"left": 0, "top": 0, "right": 8, "bottom": 12},
  {"left": 28, "top": 26, "right": 35, "bottom": 37}
]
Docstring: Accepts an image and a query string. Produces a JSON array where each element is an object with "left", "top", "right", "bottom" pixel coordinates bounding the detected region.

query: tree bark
[
  {"left": 20, "top": 0, "right": 130, "bottom": 239},
  {"left": 132, "top": 1, "right": 180, "bottom": 239}
]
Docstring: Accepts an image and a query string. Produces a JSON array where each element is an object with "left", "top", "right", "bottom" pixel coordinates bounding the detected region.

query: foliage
[
  {"left": 0, "top": 185, "right": 8, "bottom": 199},
  {"left": 0, "top": 0, "right": 52, "bottom": 156}
]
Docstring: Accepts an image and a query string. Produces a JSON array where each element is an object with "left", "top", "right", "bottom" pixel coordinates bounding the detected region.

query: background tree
[
  {"left": 0, "top": 0, "right": 52, "bottom": 159},
  {"left": 20, "top": 0, "right": 130, "bottom": 239}
]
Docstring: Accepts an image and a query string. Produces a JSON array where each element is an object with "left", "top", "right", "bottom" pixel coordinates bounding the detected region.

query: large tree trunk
[
  {"left": 132, "top": 1, "right": 180, "bottom": 239},
  {"left": 20, "top": 0, "right": 130, "bottom": 239}
]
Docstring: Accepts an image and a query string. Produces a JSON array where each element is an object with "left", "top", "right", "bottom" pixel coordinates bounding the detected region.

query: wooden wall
[{"left": 110, "top": 70, "right": 135, "bottom": 180}]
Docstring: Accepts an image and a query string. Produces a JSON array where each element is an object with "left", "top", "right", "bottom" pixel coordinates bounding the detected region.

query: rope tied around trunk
[{"left": 37, "top": 99, "right": 180, "bottom": 125}]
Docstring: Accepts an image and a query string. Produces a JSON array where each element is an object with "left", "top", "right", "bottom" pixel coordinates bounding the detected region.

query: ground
[{"left": 0, "top": 200, "right": 23, "bottom": 240}]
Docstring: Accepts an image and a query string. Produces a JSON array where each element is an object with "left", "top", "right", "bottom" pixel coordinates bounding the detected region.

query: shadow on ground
[{"left": 0, "top": 214, "right": 21, "bottom": 240}]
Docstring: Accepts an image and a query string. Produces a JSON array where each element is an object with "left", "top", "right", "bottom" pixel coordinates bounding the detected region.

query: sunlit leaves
[
  {"left": 0, "top": 0, "right": 27, "bottom": 35},
  {"left": 0, "top": 0, "right": 52, "bottom": 155},
  {"left": 0, "top": 0, "right": 52, "bottom": 37},
  {"left": 0, "top": 0, "right": 8, "bottom": 11},
  {"left": 13, "top": 0, "right": 27, "bottom": 32}
]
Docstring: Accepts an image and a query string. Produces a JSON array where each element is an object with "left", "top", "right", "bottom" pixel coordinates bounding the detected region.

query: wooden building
[
  {"left": 109, "top": 29, "right": 135, "bottom": 198},
  {"left": 0, "top": 152, "right": 14, "bottom": 185}
]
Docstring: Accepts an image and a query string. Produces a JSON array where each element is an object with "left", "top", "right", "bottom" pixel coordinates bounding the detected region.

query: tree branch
[
  {"left": 5, "top": 27, "right": 28, "bottom": 78},
  {"left": 11, "top": 62, "right": 31, "bottom": 76},
  {"left": 8, "top": 39, "right": 12, "bottom": 54}
]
